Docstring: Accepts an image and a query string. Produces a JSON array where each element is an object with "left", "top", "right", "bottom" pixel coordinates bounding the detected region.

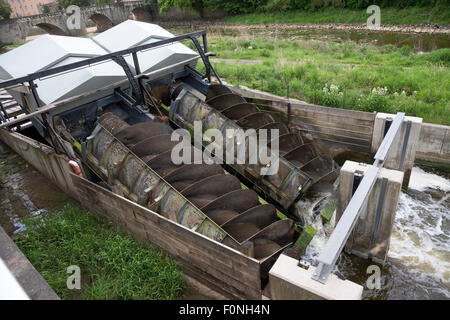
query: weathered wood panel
[
  {"left": 231, "top": 87, "right": 376, "bottom": 158},
  {"left": 0, "top": 129, "right": 75, "bottom": 195},
  {"left": 71, "top": 174, "right": 262, "bottom": 299}
]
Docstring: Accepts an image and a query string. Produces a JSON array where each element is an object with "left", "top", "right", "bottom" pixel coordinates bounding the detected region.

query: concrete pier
[
  {"left": 371, "top": 113, "right": 422, "bottom": 188},
  {"left": 337, "top": 161, "right": 404, "bottom": 264},
  {"left": 269, "top": 254, "right": 363, "bottom": 300}
]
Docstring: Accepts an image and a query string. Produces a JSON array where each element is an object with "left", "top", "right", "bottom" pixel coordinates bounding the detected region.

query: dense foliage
[
  {"left": 57, "top": 0, "right": 114, "bottom": 9},
  {"left": 0, "top": 0, "right": 12, "bottom": 19},
  {"left": 189, "top": 36, "right": 449, "bottom": 125},
  {"left": 159, "top": 0, "right": 449, "bottom": 15}
]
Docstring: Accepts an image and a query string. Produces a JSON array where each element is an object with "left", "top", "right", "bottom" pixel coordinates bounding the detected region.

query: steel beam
[
  {"left": 374, "top": 112, "right": 404, "bottom": 167},
  {"left": 312, "top": 165, "right": 379, "bottom": 284},
  {"left": 0, "top": 30, "right": 208, "bottom": 90},
  {"left": 311, "top": 112, "right": 408, "bottom": 284}
]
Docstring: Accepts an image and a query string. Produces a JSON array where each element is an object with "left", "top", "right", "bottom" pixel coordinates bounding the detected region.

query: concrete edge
[{"left": 0, "top": 226, "right": 59, "bottom": 300}]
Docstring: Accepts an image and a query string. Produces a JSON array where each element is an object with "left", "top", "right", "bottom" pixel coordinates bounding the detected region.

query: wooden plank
[
  {"left": 247, "top": 97, "right": 376, "bottom": 121},
  {"left": 261, "top": 102, "right": 375, "bottom": 128},
  {"left": 291, "top": 114, "right": 373, "bottom": 134},
  {"left": 290, "top": 118, "right": 372, "bottom": 142},
  {"left": 3, "top": 100, "right": 19, "bottom": 108},
  {"left": 294, "top": 126, "right": 370, "bottom": 147},
  {"left": 6, "top": 106, "right": 22, "bottom": 118}
]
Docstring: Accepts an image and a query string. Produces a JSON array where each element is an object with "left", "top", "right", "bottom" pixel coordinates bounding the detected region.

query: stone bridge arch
[
  {"left": 88, "top": 13, "right": 114, "bottom": 32},
  {"left": 0, "top": 1, "right": 150, "bottom": 44},
  {"left": 33, "top": 22, "right": 68, "bottom": 36}
]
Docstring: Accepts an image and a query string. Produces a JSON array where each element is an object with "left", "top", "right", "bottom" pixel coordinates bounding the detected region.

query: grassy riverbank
[
  {"left": 14, "top": 203, "right": 186, "bottom": 300},
  {"left": 195, "top": 36, "right": 449, "bottom": 125},
  {"left": 226, "top": 6, "right": 450, "bottom": 26}
]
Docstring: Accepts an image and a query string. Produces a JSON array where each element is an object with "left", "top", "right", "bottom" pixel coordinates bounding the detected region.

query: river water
[
  {"left": 166, "top": 24, "right": 450, "bottom": 53},
  {"left": 303, "top": 166, "right": 450, "bottom": 300}
]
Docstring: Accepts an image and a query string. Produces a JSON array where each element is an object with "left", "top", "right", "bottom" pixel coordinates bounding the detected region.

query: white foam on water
[
  {"left": 388, "top": 167, "right": 450, "bottom": 298},
  {"left": 296, "top": 193, "right": 336, "bottom": 261},
  {"left": 301, "top": 166, "right": 450, "bottom": 298},
  {"left": 408, "top": 166, "right": 450, "bottom": 192}
]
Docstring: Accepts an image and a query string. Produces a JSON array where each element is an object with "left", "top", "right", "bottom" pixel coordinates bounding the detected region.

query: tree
[
  {"left": 57, "top": 0, "right": 90, "bottom": 9},
  {"left": 159, "top": 0, "right": 210, "bottom": 18},
  {"left": 0, "top": 0, "right": 12, "bottom": 19}
]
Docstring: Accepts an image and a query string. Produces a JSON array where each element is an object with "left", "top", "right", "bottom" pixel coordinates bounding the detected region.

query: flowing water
[{"left": 303, "top": 166, "right": 450, "bottom": 300}]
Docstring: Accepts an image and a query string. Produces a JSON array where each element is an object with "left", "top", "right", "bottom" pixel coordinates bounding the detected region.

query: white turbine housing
[
  {"left": 0, "top": 34, "right": 126, "bottom": 108},
  {"left": 93, "top": 20, "right": 198, "bottom": 74},
  {"left": 0, "top": 20, "right": 199, "bottom": 111}
]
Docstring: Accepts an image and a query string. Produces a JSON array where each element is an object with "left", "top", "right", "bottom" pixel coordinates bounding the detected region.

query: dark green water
[{"left": 167, "top": 24, "right": 450, "bottom": 52}]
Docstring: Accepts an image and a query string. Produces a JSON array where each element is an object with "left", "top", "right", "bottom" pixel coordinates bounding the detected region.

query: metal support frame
[
  {"left": 0, "top": 30, "right": 219, "bottom": 92},
  {"left": 369, "top": 177, "right": 388, "bottom": 259},
  {"left": 111, "top": 55, "right": 143, "bottom": 106},
  {"left": 312, "top": 165, "right": 379, "bottom": 284},
  {"left": 28, "top": 80, "right": 41, "bottom": 108},
  {"left": 374, "top": 112, "right": 404, "bottom": 167},
  {"left": 399, "top": 120, "right": 411, "bottom": 171},
  {"left": 312, "top": 112, "right": 411, "bottom": 284},
  {"left": 0, "top": 101, "right": 7, "bottom": 122},
  {"left": 189, "top": 36, "right": 222, "bottom": 85},
  {"left": 132, "top": 52, "right": 141, "bottom": 75}
]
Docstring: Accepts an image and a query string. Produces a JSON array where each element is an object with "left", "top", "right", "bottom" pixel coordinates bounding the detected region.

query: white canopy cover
[
  {"left": 0, "top": 34, "right": 126, "bottom": 105},
  {"left": 0, "top": 20, "right": 198, "bottom": 106},
  {"left": 93, "top": 20, "right": 198, "bottom": 74}
]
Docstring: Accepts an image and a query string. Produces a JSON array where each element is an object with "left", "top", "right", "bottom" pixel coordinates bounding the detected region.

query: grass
[
  {"left": 226, "top": 6, "right": 450, "bottom": 26},
  {"left": 193, "top": 36, "right": 449, "bottom": 125},
  {"left": 14, "top": 203, "right": 186, "bottom": 300}
]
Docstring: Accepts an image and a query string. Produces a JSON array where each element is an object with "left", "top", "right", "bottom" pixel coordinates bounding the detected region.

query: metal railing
[
  {"left": 312, "top": 112, "right": 409, "bottom": 284},
  {"left": 0, "top": 29, "right": 220, "bottom": 125}
]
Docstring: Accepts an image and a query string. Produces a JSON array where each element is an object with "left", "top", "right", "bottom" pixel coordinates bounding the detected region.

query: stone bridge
[{"left": 0, "top": 1, "right": 153, "bottom": 44}]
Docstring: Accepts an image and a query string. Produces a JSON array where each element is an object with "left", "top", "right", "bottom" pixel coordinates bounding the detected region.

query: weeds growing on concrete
[
  {"left": 14, "top": 203, "right": 186, "bottom": 300},
  {"left": 226, "top": 7, "right": 450, "bottom": 27}
]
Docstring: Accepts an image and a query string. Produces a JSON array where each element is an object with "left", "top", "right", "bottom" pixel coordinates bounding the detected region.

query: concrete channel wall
[{"left": 229, "top": 85, "right": 450, "bottom": 169}]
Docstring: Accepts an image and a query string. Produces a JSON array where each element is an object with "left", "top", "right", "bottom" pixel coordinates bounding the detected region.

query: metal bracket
[
  {"left": 399, "top": 120, "right": 411, "bottom": 171},
  {"left": 312, "top": 165, "right": 379, "bottom": 284},
  {"left": 368, "top": 177, "right": 388, "bottom": 260},
  {"left": 374, "top": 112, "right": 405, "bottom": 167},
  {"left": 311, "top": 112, "right": 408, "bottom": 284},
  {"left": 111, "top": 55, "right": 143, "bottom": 105}
]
